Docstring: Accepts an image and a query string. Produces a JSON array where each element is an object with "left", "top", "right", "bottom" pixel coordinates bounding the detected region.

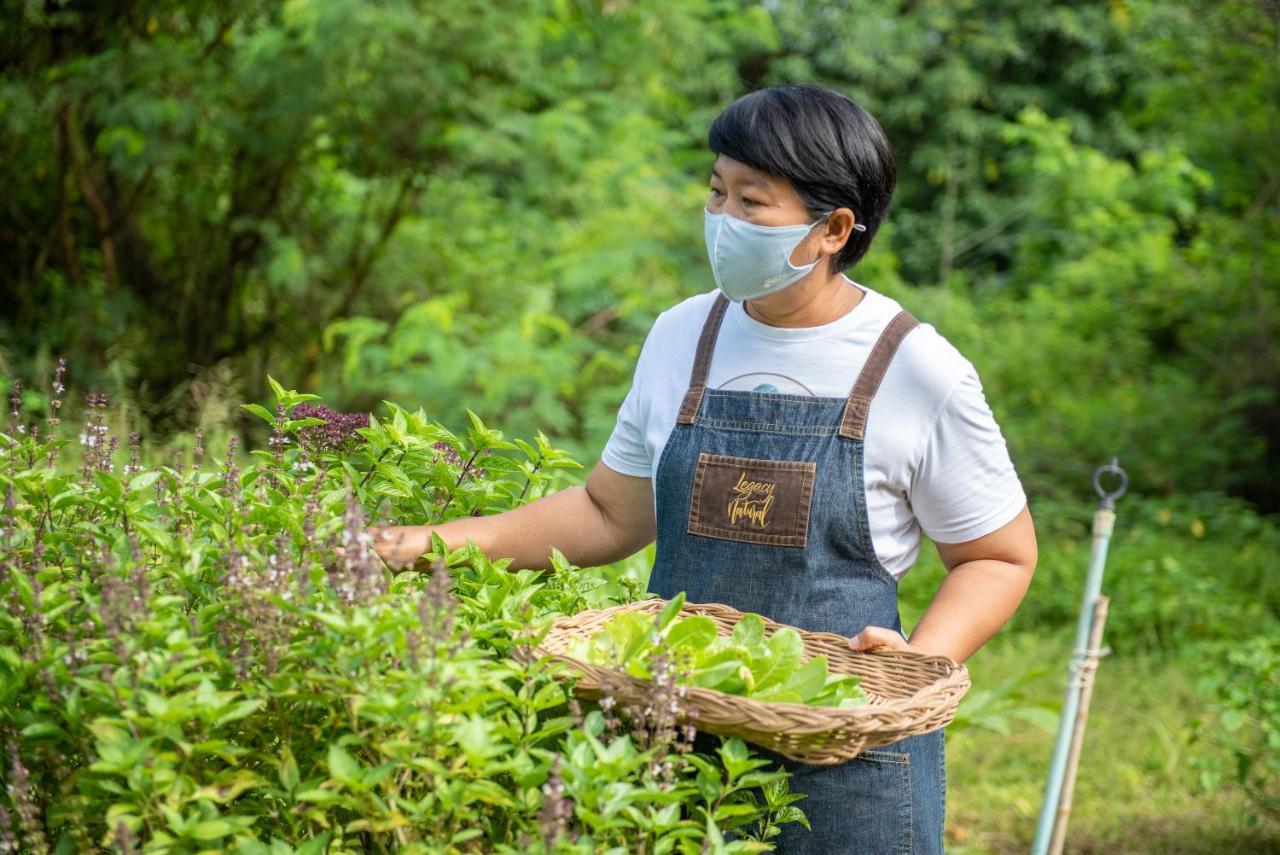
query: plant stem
[
  {"left": 517, "top": 454, "right": 544, "bottom": 502},
  {"left": 358, "top": 448, "right": 393, "bottom": 489},
  {"left": 435, "top": 448, "right": 480, "bottom": 520}
]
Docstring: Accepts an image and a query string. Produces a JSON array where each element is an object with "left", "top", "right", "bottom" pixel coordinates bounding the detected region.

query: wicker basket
[{"left": 535, "top": 599, "right": 970, "bottom": 765}]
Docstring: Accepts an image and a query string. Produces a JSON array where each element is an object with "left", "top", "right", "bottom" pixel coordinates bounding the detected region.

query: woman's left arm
[{"left": 850, "top": 505, "right": 1037, "bottom": 663}]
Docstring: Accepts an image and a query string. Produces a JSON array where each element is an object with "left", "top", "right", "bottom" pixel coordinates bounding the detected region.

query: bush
[
  {"left": 896, "top": 492, "right": 1280, "bottom": 658},
  {"left": 0, "top": 378, "right": 801, "bottom": 853},
  {"left": 1200, "top": 636, "right": 1280, "bottom": 825}
]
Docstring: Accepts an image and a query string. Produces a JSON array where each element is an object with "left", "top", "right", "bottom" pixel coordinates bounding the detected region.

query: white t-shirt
[{"left": 601, "top": 283, "right": 1026, "bottom": 580}]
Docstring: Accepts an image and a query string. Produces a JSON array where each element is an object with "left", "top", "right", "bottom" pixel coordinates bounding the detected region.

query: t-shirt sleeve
[
  {"left": 910, "top": 368, "right": 1027, "bottom": 544},
  {"left": 600, "top": 330, "right": 656, "bottom": 478}
]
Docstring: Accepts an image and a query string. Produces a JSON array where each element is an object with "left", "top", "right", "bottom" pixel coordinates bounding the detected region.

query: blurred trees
[
  {"left": 1, "top": 0, "right": 1276, "bottom": 509},
  {"left": 759, "top": 0, "right": 1278, "bottom": 507}
]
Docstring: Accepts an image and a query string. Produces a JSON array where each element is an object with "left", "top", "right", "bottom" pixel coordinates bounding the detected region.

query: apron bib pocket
[{"left": 687, "top": 452, "right": 816, "bottom": 547}]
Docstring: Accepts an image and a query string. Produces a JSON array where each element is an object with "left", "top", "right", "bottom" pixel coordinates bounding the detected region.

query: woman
[{"left": 372, "top": 83, "right": 1037, "bottom": 854}]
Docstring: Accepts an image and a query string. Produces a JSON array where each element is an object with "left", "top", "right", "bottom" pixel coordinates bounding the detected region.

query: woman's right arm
[{"left": 369, "top": 462, "right": 656, "bottom": 572}]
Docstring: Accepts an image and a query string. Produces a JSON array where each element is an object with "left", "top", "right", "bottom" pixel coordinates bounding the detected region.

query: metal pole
[
  {"left": 1048, "top": 595, "right": 1111, "bottom": 855},
  {"left": 1031, "top": 459, "right": 1127, "bottom": 855}
]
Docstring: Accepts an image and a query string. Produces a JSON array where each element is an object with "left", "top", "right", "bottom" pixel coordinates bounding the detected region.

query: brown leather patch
[{"left": 687, "top": 453, "right": 816, "bottom": 547}]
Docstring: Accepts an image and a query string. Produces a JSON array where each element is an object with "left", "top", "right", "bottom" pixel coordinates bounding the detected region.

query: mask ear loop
[
  {"left": 815, "top": 210, "right": 868, "bottom": 232},
  {"left": 793, "top": 211, "right": 863, "bottom": 274},
  {"left": 808, "top": 209, "right": 870, "bottom": 273}
]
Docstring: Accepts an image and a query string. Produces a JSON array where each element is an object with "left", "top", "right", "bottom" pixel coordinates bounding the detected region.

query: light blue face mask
[{"left": 703, "top": 209, "right": 866, "bottom": 302}]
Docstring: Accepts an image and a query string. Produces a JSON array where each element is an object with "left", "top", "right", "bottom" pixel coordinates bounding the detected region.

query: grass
[{"left": 941, "top": 631, "right": 1280, "bottom": 854}]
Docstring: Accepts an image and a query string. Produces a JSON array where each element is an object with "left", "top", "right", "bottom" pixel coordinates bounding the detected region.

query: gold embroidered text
[{"left": 728, "top": 472, "right": 776, "bottom": 528}]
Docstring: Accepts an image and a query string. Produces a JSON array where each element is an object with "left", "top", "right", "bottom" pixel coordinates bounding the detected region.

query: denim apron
[{"left": 649, "top": 294, "right": 946, "bottom": 854}]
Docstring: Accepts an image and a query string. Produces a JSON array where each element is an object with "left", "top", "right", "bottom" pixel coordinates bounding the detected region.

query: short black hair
[{"left": 708, "top": 84, "right": 895, "bottom": 274}]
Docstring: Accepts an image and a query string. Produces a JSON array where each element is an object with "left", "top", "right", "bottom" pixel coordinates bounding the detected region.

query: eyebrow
[{"left": 710, "top": 167, "right": 771, "bottom": 190}]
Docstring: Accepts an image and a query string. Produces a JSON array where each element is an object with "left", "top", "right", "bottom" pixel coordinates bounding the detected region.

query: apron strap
[
  {"left": 676, "top": 295, "right": 918, "bottom": 435},
  {"left": 676, "top": 294, "right": 731, "bottom": 425},
  {"left": 838, "top": 309, "right": 920, "bottom": 439}
]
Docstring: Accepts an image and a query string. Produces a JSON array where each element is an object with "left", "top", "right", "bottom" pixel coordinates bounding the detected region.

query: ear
[{"left": 818, "top": 208, "right": 858, "bottom": 258}]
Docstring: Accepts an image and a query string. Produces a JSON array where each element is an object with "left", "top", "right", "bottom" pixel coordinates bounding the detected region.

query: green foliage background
[
  {"left": 3, "top": 0, "right": 1276, "bottom": 508},
  {"left": 2, "top": 0, "right": 1278, "bottom": 851}
]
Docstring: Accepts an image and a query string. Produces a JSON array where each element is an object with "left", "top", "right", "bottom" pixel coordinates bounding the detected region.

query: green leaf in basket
[
  {"left": 604, "top": 611, "right": 655, "bottom": 665},
  {"left": 810, "top": 674, "right": 868, "bottom": 708},
  {"left": 754, "top": 656, "right": 828, "bottom": 704},
  {"left": 760, "top": 689, "right": 807, "bottom": 704},
  {"left": 748, "top": 627, "right": 804, "bottom": 693},
  {"left": 565, "top": 636, "right": 592, "bottom": 662},
  {"left": 666, "top": 614, "right": 717, "bottom": 657},
  {"left": 654, "top": 592, "right": 687, "bottom": 635},
  {"left": 567, "top": 611, "right": 654, "bottom": 669},
  {"left": 836, "top": 691, "right": 869, "bottom": 709},
  {"left": 731, "top": 613, "right": 765, "bottom": 648},
  {"left": 688, "top": 647, "right": 744, "bottom": 690}
]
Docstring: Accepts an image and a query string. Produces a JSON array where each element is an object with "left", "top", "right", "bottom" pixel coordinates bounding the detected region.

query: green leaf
[
  {"left": 306, "top": 610, "right": 350, "bottom": 633},
  {"left": 190, "top": 819, "right": 238, "bottom": 840},
  {"left": 391, "top": 407, "right": 408, "bottom": 443},
  {"left": 20, "top": 722, "right": 67, "bottom": 740},
  {"left": 750, "top": 628, "right": 804, "bottom": 692},
  {"left": 713, "top": 802, "right": 760, "bottom": 821},
  {"left": 295, "top": 833, "right": 333, "bottom": 855},
  {"left": 215, "top": 699, "right": 263, "bottom": 726},
  {"left": 731, "top": 614, "right": 765, "bottom": 649},
  {"left": 132, "top": 519, "right": 173, "bottom": 553},
  {"left": 127, "top": 470, "right": 162, "bottom": 493},
  {"left": 717, "top": 737, "right": 754, "bottom": 781},
  {"left": 775, "top": 805, "right": 811, "bottom": 830},
  {"left": 241, "top": 403, "right": 277, "bottom": 426},
  {"left": 295, "top": 789, "right": 341, "bottom": 805},
  {"left": 689, "top": 648, "right": 744, "bottom": 690},
  {"left": 455, "top": 715, "right": 497, "bottom": 766},
  {"left": 190, "top": 771, "right": 264, "bottom": 804},
  {"left": 757, "top": 656, "right": 828, "bottom": 704},
  {"left": 94, "top": 470, "right": 123, "bottom": 501},
  {"left": 666, "top": 615, "right": 718, "bottom": 656},
  {"left": 328, "top": 745, "right": 361, "bottom": 783},
  {"left": 278, "top": 746, "right": 299, "bottom": 791},
  {"left": 654, "top": 593, "right": 687, "bottom": 635}
]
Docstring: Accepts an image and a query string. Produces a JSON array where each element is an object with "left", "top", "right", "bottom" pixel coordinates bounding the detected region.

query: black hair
[{"left": 708, "top": 84, "right": 895, "bottom": 274}]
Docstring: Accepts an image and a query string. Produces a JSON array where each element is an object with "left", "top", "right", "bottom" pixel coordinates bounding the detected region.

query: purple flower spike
[{"left": 292, "top": 403, "right": 369, "bottom": 453}]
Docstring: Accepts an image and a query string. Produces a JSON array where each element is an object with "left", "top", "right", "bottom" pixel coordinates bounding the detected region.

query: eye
[
  {"left": 742, "top": 197, "right": 759, "bottom": 206},
  {"left": 708, "top": 186, "right": 725, "bottom": 198}
]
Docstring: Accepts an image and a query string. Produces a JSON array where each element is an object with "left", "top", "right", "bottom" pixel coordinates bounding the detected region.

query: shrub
[
  {"left": 1200, "top": 636, "right": 1280, "bottom": 825},
  {"left": 0, "top": 376, "right": 801, "bottom": 853}
]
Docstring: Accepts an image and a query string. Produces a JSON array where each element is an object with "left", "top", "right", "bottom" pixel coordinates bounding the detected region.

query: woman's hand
[
  {"left": 847, "top": 626, "right": 928, "bottom": 656},
  {"left": 356, "top": 463, "right": 656, "bottom": 575},
  {"left": 367, "top": 525, "right": 431, "bottom": 569}
]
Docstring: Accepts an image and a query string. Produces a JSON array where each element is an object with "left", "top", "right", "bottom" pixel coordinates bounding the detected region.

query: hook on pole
[{"left": 1092, "top": 457, "right": 1128, "bottom": 510}]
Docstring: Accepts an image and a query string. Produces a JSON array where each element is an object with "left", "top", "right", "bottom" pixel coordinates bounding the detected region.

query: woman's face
[
  {"left": 706, "top": 154, "right": 814, "bottom": 227},
  {"left": 707, "top": 154, "right": 841, "bottom": 274}
]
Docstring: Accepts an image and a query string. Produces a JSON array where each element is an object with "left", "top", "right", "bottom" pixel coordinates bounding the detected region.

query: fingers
[
  {"left": 369, "top": 526, "right": 413, "bottom": 566},
  {"left": 848, "top": 625, "right": 909, "bottom": 653}
]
